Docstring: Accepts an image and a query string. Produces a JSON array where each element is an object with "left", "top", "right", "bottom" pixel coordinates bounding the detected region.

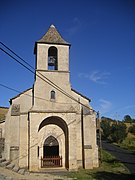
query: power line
[
  {"left": 0, "top": 43, "right": 79, "bottom": 105},
  {"left": 0, "top": 47, "right": 34, "bottom": 74},
  {"left": 0, "top": 83, "right": 77, "bottom": 105},
  {"left": 0, "top": 83, "right": 21, "bottom": 95},
  {"left": 0, "top": 44, "right": 77, "bottom": 102},
  {"left": 0, "top": 46, "right": 79, "bottom": 105},
  {"left": 0, "top": 42, "right": 95, "bottom": 112},
  {"left": 0, "top": 43, "right": 93, "bottom": 110},
  {"left": 0, "top": 42, "right": 34, "bottom": 70}
]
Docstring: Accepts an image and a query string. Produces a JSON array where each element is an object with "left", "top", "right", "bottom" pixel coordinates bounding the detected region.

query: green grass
[
  {"left": 67, "top": 150, "right": 131, "bottom": 180},
  {"left": 117, "top": 137, "right": 135, "bottom": 153}
]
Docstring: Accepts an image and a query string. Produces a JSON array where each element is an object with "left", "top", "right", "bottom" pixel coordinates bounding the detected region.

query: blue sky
[{"left": 0, "top": 0, "right": 135, "bottom": 120}]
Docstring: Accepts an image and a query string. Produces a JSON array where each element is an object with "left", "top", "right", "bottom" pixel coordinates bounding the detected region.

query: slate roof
[{"left": 37, "top": 24, "right": 70, "bottom": 46}]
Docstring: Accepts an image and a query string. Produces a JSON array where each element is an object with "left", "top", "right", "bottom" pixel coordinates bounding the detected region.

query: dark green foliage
[
  {"left": 110, "top": 123, "right": 127, "bottom": 143},
  {"left": 100, "top": 119, "right": 127, "bottom": 143},
  {"left": 128, "top": 124, "right": 135, "bottom": 135},
  {"left": 100, "top": 120, "right": 111, "bottom": 139},
  {"left": 123, "top": 115, "right": 133, "bottom": 123}
]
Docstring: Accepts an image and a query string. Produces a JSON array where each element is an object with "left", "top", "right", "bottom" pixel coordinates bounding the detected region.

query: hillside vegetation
[
  {"left": 100, "top": 115, "right": 135, "bottom": 152},
  {"left": 0, "top": 107, "right": 8, "bottom": 122}
]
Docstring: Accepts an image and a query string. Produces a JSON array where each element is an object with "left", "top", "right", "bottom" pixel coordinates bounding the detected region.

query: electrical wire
[
  {"left": 0, "top": 42, "right": 95, "bottom": 112},
  {"left": 0, "top": 43, "right": 79, "bottom": 104},
  {"left": 0, "top": 46, "right": 80, "bottom": 105},
  {"left": 0, "top": 83, "right": 77, "bottom": 105},
  {"left": 0, "top": 42, "right": 34, "bottom": 70}
]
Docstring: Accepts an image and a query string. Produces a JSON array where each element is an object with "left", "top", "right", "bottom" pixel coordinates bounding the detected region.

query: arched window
[
  {"left": 44, "top": 136, "right": 59, "bottom": 147},
  {"left": 50, "top": 90, "right": 55, "bottom": 100},
  {"left": 48, "top": 46, "right": 58, "bottom": 70}
]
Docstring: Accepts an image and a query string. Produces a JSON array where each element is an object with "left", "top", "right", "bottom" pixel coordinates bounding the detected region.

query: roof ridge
[{"left": 10, "top": 87, "right": 32, "bottom": 102}]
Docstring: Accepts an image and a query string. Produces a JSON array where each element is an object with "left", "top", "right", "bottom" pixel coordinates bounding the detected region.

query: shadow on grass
[
  {"left": 88, "top": 171, "right": 135, "bottom": 180},
  {"left": 104, "top": 158, "right": 121, "bottom": 164}
]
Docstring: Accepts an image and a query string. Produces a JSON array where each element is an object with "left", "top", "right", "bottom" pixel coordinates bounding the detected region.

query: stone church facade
[{"left": 4, "top": 25, "right": 99, "bottom": 171}]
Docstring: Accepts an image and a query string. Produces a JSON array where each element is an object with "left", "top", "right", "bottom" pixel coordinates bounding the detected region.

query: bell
[{"left": 48, "top": 56, "right": 56, "bottom": 66}]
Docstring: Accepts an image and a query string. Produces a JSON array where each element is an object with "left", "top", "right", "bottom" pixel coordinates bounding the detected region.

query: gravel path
[{"left": 0, "top": 166, "right": 72, "bottom": 180}]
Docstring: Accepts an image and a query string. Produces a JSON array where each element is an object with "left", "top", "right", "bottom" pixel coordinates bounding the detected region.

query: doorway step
[{"left": 0, "top": 158, "right": 29, "bottom": 175}]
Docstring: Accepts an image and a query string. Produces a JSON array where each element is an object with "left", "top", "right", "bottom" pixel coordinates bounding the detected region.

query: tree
[
  {"left": 100, "top": 120, "right": 111, "bottom": 140},
  {"left": 110, "top": 122, "right": 127, "bottom": 143},
  {"left": 123, "top": 115, "right": 133, "bottom": 123},
  {"left": 128, "top": 124, "right": 135, "bottom": 135}
]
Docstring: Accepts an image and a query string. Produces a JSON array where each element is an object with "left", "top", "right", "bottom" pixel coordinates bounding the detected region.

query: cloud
[
  {"left": 109, "top": 105, "right": 135, "bottom": 120},
  {"left": 98, "top": 99, "right": 112, "bottom": 114},
  {"left": 66, "top": 17, "right": 81, "bottom": 35},
  {"left": 114, "top": 105, "right": 135, "bottom": 114},
  {"left": 121, "top": 105, "right": 135, "bottom": 110},
  {"left": 78, "top": 71, "right": 110, "bottom": 84}
]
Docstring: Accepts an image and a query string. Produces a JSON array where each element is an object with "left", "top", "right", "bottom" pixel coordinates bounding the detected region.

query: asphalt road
[{"left": 102, "top": 141, "right": 135, "bottom": 174}]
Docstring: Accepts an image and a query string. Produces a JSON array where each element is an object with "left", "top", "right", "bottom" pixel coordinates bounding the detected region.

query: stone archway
[{"left": 38, "top": 116, "right": 69, "bottom": 169}]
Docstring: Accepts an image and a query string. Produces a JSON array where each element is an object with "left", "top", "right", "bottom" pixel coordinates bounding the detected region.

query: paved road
[{"left": 102, "top": 141, "right": 135, "bottom": 174}]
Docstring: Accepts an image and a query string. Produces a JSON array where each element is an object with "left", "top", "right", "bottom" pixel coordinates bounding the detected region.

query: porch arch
[{"left": 38, "top": 116, "right": 69, "bottom": 169}]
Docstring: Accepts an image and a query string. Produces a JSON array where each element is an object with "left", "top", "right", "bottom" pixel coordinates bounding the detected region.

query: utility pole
[
  {"left": 81, "top": 106, "right": 85, "bottom": 169},
  {"left": 97, "top": 111, "right": 102, "bottom": 165}
]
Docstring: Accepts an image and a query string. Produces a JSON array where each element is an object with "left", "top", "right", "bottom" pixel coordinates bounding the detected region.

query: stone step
[
  {"left": 0, "top": 160, "right": 10, "bottom": 167},
  {"left": 24, "top": 171, "right": 30, "bottom": 175},
  {"left": 0, "top": 158, "right": 6, "bottom": 163},
  {"left": 12, "top": 165, "right": 20, "bottom": 172},
  {"left": 0, "top": 159, "right": 29, "bottom": 176},
  {"left": 18, "top": 168, "right": 25, "bottom": 175},
  {"left": 6, "top": 163, "right": 15, "bottom": 170}
]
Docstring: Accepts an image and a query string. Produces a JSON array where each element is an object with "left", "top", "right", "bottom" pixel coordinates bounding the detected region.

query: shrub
[
  {"left": 128, "top": 125, "right": 135, "bottom": 135},
  {"left": 110, "top": 122, "right": 127, "bottom": 143},
  {"left": 100, "top": 120, "right": 111, "bottom": 140}
]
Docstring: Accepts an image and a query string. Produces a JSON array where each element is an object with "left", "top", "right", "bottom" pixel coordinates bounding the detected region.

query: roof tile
[{"left": 38, "top": 24, "right": 70, "bottom": 45}]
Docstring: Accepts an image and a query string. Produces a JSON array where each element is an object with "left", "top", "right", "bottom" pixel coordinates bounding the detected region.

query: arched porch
[
  {"left": 41, "top": 135, "right": 62, "bottom": 167},
  {"left": 38, "top": 116, "right": 69, "bottom": 169}
]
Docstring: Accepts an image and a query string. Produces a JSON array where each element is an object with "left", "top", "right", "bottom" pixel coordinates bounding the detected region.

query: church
[{"left": 4, "top": 25, "right": 99, "bottom": 171}]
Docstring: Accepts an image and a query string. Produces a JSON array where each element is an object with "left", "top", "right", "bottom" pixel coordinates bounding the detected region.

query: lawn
[
  {"left": 117, "top": 137, "right": 135, "bottom": 153},
  {"left": 67, "top": 150, "right": 132, "bottom": 180}
]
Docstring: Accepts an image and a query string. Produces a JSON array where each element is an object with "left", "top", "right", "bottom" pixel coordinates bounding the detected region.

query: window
[
  {"left": 50, "top": 90, "right": 55, "bottom": 100},
  {"left": 37, "top": 146, "right": 39, "bottom": 157},
  {"left": 48, "top": 46, "right": 58, "bottom": 70}
]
